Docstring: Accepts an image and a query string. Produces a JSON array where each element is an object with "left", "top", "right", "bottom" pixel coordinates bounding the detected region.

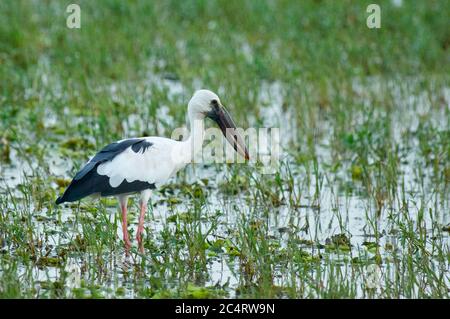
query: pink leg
[
  {"left": 120, "top": 199, "right": 131, "bottom": 252},
  {"left": 136, "top": 201, "right": 147, "bottom": 252}
]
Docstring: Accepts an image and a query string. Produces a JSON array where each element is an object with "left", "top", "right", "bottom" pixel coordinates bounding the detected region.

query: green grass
[{"left": 0, "top": 0, "right": 449, "bottom": 298}]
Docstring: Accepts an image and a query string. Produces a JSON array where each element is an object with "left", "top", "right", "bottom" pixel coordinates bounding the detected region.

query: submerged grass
[{"left": 0, "top": 0, "right": 449, "bottom": 298}]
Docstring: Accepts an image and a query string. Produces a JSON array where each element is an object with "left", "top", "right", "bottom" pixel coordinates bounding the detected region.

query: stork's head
[{"left": 188, "top": 89, "right": 249, "bottom": 160}]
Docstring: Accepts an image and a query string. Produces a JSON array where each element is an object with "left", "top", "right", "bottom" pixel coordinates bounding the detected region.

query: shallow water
[{"left": 0, "top": 74, "right": 449, "bottom": 298}]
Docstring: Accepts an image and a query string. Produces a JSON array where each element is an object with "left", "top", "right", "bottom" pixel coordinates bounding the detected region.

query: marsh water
[{"left": 1, "top": 70, "right": 448, "bottom": 298}]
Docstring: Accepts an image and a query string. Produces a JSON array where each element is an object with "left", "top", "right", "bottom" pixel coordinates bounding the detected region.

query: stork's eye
[{"left": 211, "top": 99, "right": 218, "bottom": 106}]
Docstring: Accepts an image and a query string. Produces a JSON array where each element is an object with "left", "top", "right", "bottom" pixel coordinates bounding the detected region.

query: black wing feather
[
  {"left": 74, "top": 139, "right": 150, "bottom": 180},
  {"left": 56, "top": 138, "right": 154, "bottom": 204}
]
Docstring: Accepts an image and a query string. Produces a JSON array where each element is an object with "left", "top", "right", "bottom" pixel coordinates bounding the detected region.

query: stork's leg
[
  {"left": 136, "top": 190, "right": 152, "bottom": 252},
  {"left": 136, "top": 202, "right": 146, "bottom": 251},
  {"left": 118, "top": 195, "right": 131, "bottom": 252}
]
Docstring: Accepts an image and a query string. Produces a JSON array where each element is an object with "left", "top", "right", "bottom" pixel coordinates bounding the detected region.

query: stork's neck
[{"left": 183, "top": 112, "right": 205, "bottom": 162}]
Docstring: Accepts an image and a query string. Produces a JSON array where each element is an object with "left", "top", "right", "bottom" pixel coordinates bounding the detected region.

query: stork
[{"left": 56, "top": 90, "right": 249, "bottom": 252}]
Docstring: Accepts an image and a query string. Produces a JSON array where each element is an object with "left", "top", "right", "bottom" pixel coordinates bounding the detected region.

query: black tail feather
[{"left": 55, "top": 174, "right": 97, "bottom": 205}]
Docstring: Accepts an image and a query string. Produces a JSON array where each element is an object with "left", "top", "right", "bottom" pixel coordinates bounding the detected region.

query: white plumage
[{"left": 96, "top": 137, "right": 188, "bottom": 188}]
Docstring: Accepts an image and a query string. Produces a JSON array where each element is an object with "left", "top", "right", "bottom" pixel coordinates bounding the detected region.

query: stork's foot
[
  {"left": 124, "top": 238, "right": 132, "bottom": 254},
  {"left": 136, "top": 200, "right": 147, "bottom": 253},
  {"left": 136, "top": 230, "right": 144, "bottom": 253},
  {"left": 136, "top": 237, "right": 144, "bottom": 253},
  {"left": 119, "top": 196, "right": 132, "bottom": 255}
]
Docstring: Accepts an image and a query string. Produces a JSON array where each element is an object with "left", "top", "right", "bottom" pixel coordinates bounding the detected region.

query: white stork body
[
  {"left": 97, "top": 136, "right": 190, "bottom": 189},
  {"left": 56, "top": 90, "right": 249, "bottom": 252}
]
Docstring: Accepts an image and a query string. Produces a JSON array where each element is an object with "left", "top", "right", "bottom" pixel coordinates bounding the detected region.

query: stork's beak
[{"left": 207, "top": 105, "right": 250, "bottom": 160}]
